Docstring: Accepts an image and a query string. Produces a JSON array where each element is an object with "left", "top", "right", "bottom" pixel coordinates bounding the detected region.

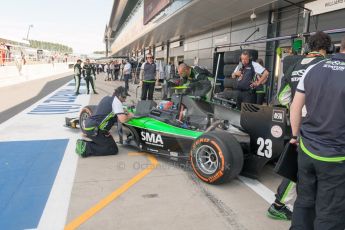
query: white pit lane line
[
  {"left": 37, "top": 138, "right": 79, "bottom": 230},
  {"left": 238, "top": 176, "right": 276, "bottom": 204},
  {"left": 0, "top": 80, "right": 90, "bottom": 230}
]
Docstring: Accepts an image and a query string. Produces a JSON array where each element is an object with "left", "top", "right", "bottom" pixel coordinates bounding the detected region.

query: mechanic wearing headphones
[
  {"left": 290, "top": 36, "right": 345, "bottom": 229},
  {"left": 75, "top": 86, "right": 133, "bottom": 157},
  {"left": 278, "top": 31, "right": 330, "bottom": 106},
  {"left": 268, "top": 31, "right": 332, "bottom": 221},
  {"left": 231, "top": 51, "right": 269, "bottom": 109}
]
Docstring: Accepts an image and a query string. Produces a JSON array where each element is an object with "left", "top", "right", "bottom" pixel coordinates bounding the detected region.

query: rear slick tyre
[{"left": 190, "top": 131, "right": 244, "bottom": 184}]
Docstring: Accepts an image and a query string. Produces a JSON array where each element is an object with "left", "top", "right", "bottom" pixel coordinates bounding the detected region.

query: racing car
[{"left": 79, "top": 87, "right": 288, "bottom": 185}]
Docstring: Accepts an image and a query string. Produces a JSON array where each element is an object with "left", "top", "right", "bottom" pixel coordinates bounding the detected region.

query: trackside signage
[
  {"left": 305, "top": 0, "right": 345, "bottom": 16},
  {"left": 28, "top": 83, "right": 82, "bottom": 115}
]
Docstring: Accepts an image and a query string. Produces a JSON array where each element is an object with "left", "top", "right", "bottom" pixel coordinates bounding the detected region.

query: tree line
[{"left": 29, "top": 40, "right": 73, "bottom": 53}]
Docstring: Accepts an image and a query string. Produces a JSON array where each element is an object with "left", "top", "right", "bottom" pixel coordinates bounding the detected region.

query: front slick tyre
[{"left": 190, "top": 131, "right": 243, "bottom": 184}]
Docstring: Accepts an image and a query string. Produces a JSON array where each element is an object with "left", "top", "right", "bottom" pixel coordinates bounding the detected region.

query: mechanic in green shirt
[
  {"left": 74, "top": 59, "right": 82, "bottom": 95},
  {"left": 82, "top": 58, "right": 98, "bottom": 94}
]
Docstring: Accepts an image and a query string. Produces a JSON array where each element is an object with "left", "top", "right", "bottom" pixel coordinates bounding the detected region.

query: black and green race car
[{"left": 79, "top": 91, "right": 288, "bottom": 185}]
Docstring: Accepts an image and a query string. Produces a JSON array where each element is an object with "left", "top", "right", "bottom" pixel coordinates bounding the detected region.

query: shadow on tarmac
[{"left": 0, "top": 75, "right": 73, "bottom": 124}]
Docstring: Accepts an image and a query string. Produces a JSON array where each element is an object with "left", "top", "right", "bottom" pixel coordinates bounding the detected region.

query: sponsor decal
[
  {"left": 150, "top": 110, "right": 162, "bottom": 116},
  {"left": 169, "top": 151, "right": 179, "bottom": 157},
  {"left": 192, "top": 138, "right": 210, "bottom": 149},
  {"left": 291, "top": 77, "right": 301, "bottom": 82},
  {"left": 301, "top": 58, "right": 316, "bottom": 65},
  {"left": 141, "top": 131, "right": 164, "bottom": 147},
  {"left": 147, "top": 148, "right": 159, "bottom": 153},
  {"left": 271, "top": 125, "right": 283, "bottom": 138},
  {"left": 305, "top": 0, "right": 345, "bottom": 16},
  {"left": 209, "top": 171, "right": 224, "bottom": 183},
  {"left": 272, "top": 109, "right": 284, "bottom": 123},
  {"left": 323, "top": 61, "right": 345, "bottom": 71},
  {"left": 291, "top": 69, "right": 305, "bottom": 77}
]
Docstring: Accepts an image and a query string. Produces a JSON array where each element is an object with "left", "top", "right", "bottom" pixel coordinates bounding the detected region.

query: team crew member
[
  {"left": 74, "top": 59, "right": 82, "bottom": 95},
  {"left": 254, "top": 58, "right": 268, "bottom": 105},
  {"left": 82, "top": 58, "right": 98, "bottom": 94},
  {"left": 290, "top": 37, "right": 345, "bottom": 230},
  {"left": 268, "top": 31, "right": 331, "bottom": 221},
  {"left": 231, "top": 51, "right": 269, "bottom": 108},
  {"left": 123, "top": 60, "right": 132, "bottom": 95},
  {"left": 140, "top": 54, "right": 158, "bottom": 100},
  {"left": 76, "top": 86, "right": 133, "bottom": 157},
  {"left": 278, "top": 33, "right": 330, "bottom": 106},
  {"left": 177, "top": 63, "right": 212, "bottom": 97}
]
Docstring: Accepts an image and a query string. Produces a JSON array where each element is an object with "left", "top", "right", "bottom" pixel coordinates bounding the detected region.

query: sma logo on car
[{"left": 141, "top": 131, "right": 164, "bottom": 146}]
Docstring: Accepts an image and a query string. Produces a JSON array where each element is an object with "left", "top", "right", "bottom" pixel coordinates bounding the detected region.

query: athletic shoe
[
  {"left": 75, "top": 139, "right": 87, "bottom": 157},
  {"left": 267, "top": 204, "right": 292, "bottom": 221}
]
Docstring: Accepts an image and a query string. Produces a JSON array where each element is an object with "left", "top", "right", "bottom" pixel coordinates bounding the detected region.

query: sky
[{"left": 0, "top": 0, "right": 113, "bottom": 54}]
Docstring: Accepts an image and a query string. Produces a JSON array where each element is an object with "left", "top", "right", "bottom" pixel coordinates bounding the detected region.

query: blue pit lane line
[{"left": 0, "top": 139, "right": 68, "bottom": 230}]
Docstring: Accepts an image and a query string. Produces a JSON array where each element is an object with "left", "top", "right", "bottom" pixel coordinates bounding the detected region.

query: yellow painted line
[{"left": 65, "top": 152, "right": 158, "bottom": 230}]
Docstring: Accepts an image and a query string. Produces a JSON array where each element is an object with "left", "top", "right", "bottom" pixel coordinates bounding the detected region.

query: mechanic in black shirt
[
  {"left": 74, "top": 59, "right": 82, "bottom": 95},
  {"left": 290, "top": 36, "right": 345, "bottom": 230},
  {"left": 232, "top": 51, "right": 269, "bottom": 108},
  {"left": 268, "top": 31, "right": 331, "bottom": 221},
  {"left": 278, "top": 38, "right": 328, "bottom": 106},
  {"left": 82, "top": 58, "right": 98, "bottom": 94},
  {"left": 75, "top": 86, "right": 133, "bottom": 157}
]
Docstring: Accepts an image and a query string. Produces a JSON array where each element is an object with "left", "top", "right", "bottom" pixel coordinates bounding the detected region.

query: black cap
[{"left": 114, "top": 86, "right": 127, "bottom": 98}]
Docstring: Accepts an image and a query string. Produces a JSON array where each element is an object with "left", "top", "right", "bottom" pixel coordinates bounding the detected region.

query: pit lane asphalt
[{"left": 0, "top": 72, "right": 291, "bottom": 230}]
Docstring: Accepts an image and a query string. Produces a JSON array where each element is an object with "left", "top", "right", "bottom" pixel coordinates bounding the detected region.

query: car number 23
[{"left": 256, "top": 137, "right": 272, "bottom": 158}]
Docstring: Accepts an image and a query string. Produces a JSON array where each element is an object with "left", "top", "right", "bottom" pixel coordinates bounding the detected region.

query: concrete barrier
[{"left": 0, "top": 63, "right": 73, "bottom": 88}]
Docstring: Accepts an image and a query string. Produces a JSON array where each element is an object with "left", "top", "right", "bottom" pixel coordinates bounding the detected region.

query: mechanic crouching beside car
[{"left": 75, "top": 86, "right": 133, "bottom": 157}]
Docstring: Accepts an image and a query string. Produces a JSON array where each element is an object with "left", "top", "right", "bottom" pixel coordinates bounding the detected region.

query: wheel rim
[
  {"left": 80, "top": 112, "right": 90, "bottom": 130},
  {"left": 195, "top": 145, "right": 219, "bottom": 175}
]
